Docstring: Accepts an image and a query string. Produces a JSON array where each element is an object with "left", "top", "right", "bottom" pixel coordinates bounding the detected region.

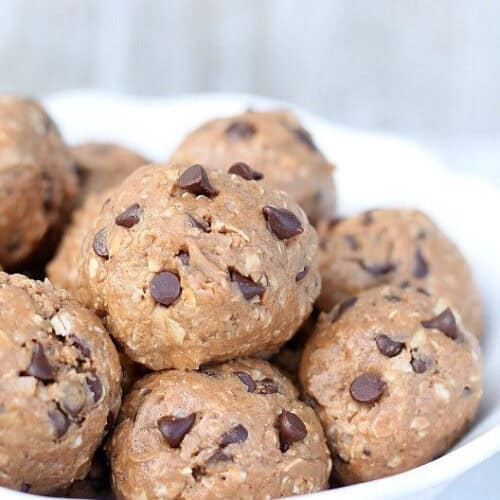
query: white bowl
[{"left": 3, "top": 91, "right": 499, "bottom": 500}]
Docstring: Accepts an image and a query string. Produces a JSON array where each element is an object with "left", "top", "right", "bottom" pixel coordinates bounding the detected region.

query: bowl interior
[{"left": 3, "top": 91, "right": 499, "bottom": 500}]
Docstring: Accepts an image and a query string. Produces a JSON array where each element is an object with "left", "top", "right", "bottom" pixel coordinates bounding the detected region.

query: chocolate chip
[
  {"left": 207, "top": 450, "right": 232, "bottom": 463},
  {"left": 384, "top": 294, "right": 402, "bottom": 303},
  {"left": 178, "top": 165, "right": 218, "bottom": 197},
  {"left": 115, "top": 203, "right": 141, "bottom": 228},
  {"left": 277, "top": 410, "right": 307, "bottom": 452},
  {"left": 150, "top": 271, "right": 182, "bottom": 306},
  {"left": 219, "top": 424, "right": 248, "bottom": 447},
  {"left": 462, "top": 386, "right": 472, "bottom": 398},
  {"left": 233, "top": 371, "right": 256, "bottom": 393},
  {"left": 417, "top": 287, "right": 431, "bottom": 296},
  {"left": 157, "top": 413, "right": 196, "bottom": 448},
  {"left": 24, "top": 343, "right": 54, "bottom": 382},
  {"left": 48, "top": 407, "right": 70, "bottom": 439},
  {"left": 229, "top": 269, "right": 265, "bottom": 300},
  {"left": 200, "top": 367, "right": 220, "bottom": 378},
  {"left": 358, "top": 260, "right": 396, "bottom": 276},
  {"left": 400, "top": 280, "right": 411, "bottom": 289},
  {"left": 93, "top": 229, "right": 109, "bottom": 259},
  {"left": 228, "top": 162, "right": 263, "bottom": 180},
  {"left": 413, "top": 248, "right": 429, "bottom": 278},
  {"left": 256, "top": 378, "right": 279, "bottom": 394},
  {"left": 293, "top": 127, "right": 318, "bottom": 151},
  {"left": 375, "top": 335, "right": 405, "bottom": 357},
  {"left": 20, "top": 483, "right": 31, "bottom": 493},
  {"left": 411, "top": 356, "right": 427, "bottom": 373},
  {"left": 187, "top": 214, "right": 211, "bottom": 232},
  {"left": 263, "top": 206, "right": 303, "bottom": 240},
  {"left": 330, "top": 297, "right": 358, "bottom": 324},
  {"left": 295, "top": 266, "right": 309, "bottom": 282},
  {"left": 226, "top": 121, "right": 256, "bottom": 140},
  {"left": 421, "top": 308, "right": 458, "bottom": 340},
  {"left": 86, "top": 373, "right": 103, "bottom": 403},
  {"left": 177, "top": 250, "right": 190, "bottom": 265},
  {"left": 71, "top": 336, "right": 91, "bottom": 358},
  {"left": 344, "top": 234, "right": 360, "bottom": 251},
  {"left": 191, "top": 465, "right": 206, "bottom": 480},
  {"left": 350, "top": 374, "right": 386, "bottom": 403}
]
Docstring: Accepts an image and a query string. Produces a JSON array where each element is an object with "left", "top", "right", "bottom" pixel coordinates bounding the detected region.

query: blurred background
[{"left": 0, "top": 0, "right": 498, "bottom": 186}]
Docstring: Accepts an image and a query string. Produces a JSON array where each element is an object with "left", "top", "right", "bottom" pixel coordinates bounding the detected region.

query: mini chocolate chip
[
  {"left": 384, "top": 294, "right": 402, "bottom": 303},
  {"left": 256, "top": 378, "right": 279, "bottom": 394},
  {"left": 207, "top": 450, "right": 232, "bottom": 463},
  {"left": 48, "top": 407, "right": 70, "bottom": 439},
  {"left": 157, "top": 413, "right": 196, "bottom": 448},
  {"left": 93, "top": 229, "right": 109, "bottom": 258},
  {"left": 71, "top": 336, "right": 91, "bottom": 358},
  {"left": 20, "top": 483, "right": 31, "bottom": 493},
  {"left": 295, "top": 266, "right": 309, "bottom": 282},
  {"left": 358, "top": 260, "right": 396, "bottom": 276},
  {"left": 344, "top": 234, "right": 360, "bottom": 251},
  {"left": 200, "top": 367, "right": 220, "bottom": 378},
  {"left": 350, "top": 374, "right": 386, "bottom": 403},
  {"left": 187, "top": 214, "right": 211, "bottom": 232},
  {"left": 362, "top": 211, "right": 374, "bottom": 225},
  {"left": 226, "top": 121, "right": 256, "bottom": 140},
  {"left": 228, "top": 162, "right": 263, "bottom": 180},
  {"left": 24, "top": 343, "right": 54, "bottom": 382},
  {"left": 178, "top": 165, "right": 218, "bottom": 197},
  {"left": 375, "top": 335, "right": 405, "bottom": 357},
  {"left": 330, "top": 297, "right": 358, "bottom": 324},
  {"left": 413, "top": 248, "right": 429, "bottom": 278},
  {"left": 411, "top": 356, "right": 427, "bottom": 373},
  {"left": 233, "top": 371, "right": 256, "bottom": 393},
  {"left": 421, "top": 308, "right": 458, "bottom": 340},
  {"left": 115, "top": 203, "right": 141, "bottom": 228},
  {"left": 277, "top": 410, "right": 307, "bottom": 452},
  {"left": 417, "top": 287, "right": 431, "bottom": 296},
  {"left": 86, "top": 374, "right": 103, "bottom": 403},
  {"left": 229, "top": 269, "right": 265, "bottom": 300},
  {"left": 293, "top": 127, "right": 318, "bottom": 151},
  {"left": 150, "top": 271, "right": 182, "bottom": 306},
  {"left": 462, "top": 386, "right": 472, "bottom": 398},
  {"left": 263, "top": 206, "right": 303, "bottom": 240},
  {"left": 220, "top": 424, "right": 248, "bottom": 447},
  {"left": 177, "top": 250, "right": 190, "bottom": 265}
]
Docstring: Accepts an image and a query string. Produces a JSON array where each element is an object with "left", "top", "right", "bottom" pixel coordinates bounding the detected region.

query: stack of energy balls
[{"left": 0, "top": 97, "right": 482, "bottom": 499}]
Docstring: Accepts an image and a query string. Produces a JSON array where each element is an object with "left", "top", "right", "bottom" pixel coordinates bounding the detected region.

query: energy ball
[
  {"left": 0, "top": 272, "right": 122, "bottom": 494},
  {"left": 0, "top": 96, "right": 78, "bottom": 269},
  {"left": 73, "top": 142, "right": 148, "bottom": 204},
  {"left": 77, "top": 164, "right": 320, "bottom": 370},
  {"left": 108, "top": 358, "right": 331, "bottom": 499},
  {"left": 47, "top": 190, "right": 113, "bottom": 294},
  {"left": 299, "top": 285, "right": 482, "bottom": 484},
  {"left": 170, "top": 110, "right": 336, "bottom": 224},
  {"left": 317, "top": 209, "right": 483, "bottom": 337}
]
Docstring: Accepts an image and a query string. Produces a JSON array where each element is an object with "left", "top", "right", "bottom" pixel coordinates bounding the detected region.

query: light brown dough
[
  {"left": 0, "top": 272, "right": 122, "bottom": 494},
  {"left": 0, "top": 96, "right": 78, "bottom": 269},
  {"left": 47, "top": 190, "right": 113, "bottom": 294},
  {"left": 77, "top": 164, "right": 320, "bottom": 370},
  {"left": 170, "top": 110, "right": 336, "bottom": 224},
  {"left": 73, "top": 142, "right": 148, "bottom": 205},
  {"left": 300, "top": 285, "right": 482, "bottom": 484},
  {"left": 109, "top": 358, "right": 331, "bottom": 500},
  {"left": 317, "top": 209, "right": 483, "bottom": 336}
]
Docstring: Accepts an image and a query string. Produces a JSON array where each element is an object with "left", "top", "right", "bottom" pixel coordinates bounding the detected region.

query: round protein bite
[
  {"left": 0, "top": 96, "right": 78, "bottom": 269},
  {"left": 0, "top": 272, "right": 122, "bottom": 494},
  {"left": 170, "top": 109, "right": 336, "bottom": 224},
  {"left": 317, "top": 209, "right": 483, "bottom": 337},
  {"left": 109, "top": 358, "right": 331, "bottom": 500},
  {"left": 300, "top": 285, "right": 482, "bottom": 484},
  {"left": 77, "top": 164, "right": 320, "bottom": 370},
  {"left": 47, "top": 189, "right": 113, "bottom": 294},
  {"left": 73, "top": 142, "right": 148, "bottom": 204}
]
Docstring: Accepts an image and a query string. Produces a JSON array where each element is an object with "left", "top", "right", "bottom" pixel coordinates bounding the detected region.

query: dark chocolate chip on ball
[
  {"left": 48, "top": 407, "right": 70, "bottom": 439},
  {"left": 293, "top": 127, "right": 318, "bottom": 151},
  {"left": 421, "top": 308, "right": 458, "bottom": 340},
  {"left": 228, "top": 162, "right": 263, "bottom": 180},
  {"left": 350, "top": 374, "right": 386, "bottom": 403},
  {"left": 229, "top": 269, "right": 265, "bottom": 300},
  {"left": 375, "top": 334, "right": 405, "bottom": 357},
  {"left": 263, "top": 206, "right": 303, "bottom": 240},
  {"left": 295, "top": 266, "right": 309, "bottom": 282},
  {"left": 277, "top": 410, "right": 307, "bottom": 452},
  {"left": 150, "top": 271, "right": 182, "bottom": 306},
  {"left": 178, "top": 165, "right": 218, "bottom": 197},
  {"left": 115, "top": 203, "right": 141, "bottom": 228},
  {"left": 219, "top": 424, "right": 248, "bottom": 448},
  {"left": 158, "top": 413, "right": 196, "bottom": 448},
  {"left": 233, "top": 371, "right": 256, "bottom": 393},
  {"left": 92, "top": 228, "right": 109, "bottom": 259},
  {"left": 226, "top": 121, "right": 256, "bottom": 140},
  {"left": 413, "top": 248, "right": 429, "bottom": 278},
  {"left": 86, "top": 373, "right": 103, "bottom": 403},
  {"left": 24, "top": 343, "right": 55, "bottom": 382}
]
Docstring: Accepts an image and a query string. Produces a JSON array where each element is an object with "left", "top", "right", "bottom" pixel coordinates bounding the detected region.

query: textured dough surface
[
  {"left": 77, "top": 164, "right": 320, "bottom": 370},
  {"left": 109, "top": 358, "right": 331, "bottom": 500},
  {"left": 317, "top": 209, "right": 483, "bottom": 336},
  {"left": 0, "top": 272, "right": 122, "bottom": 494},
  {"left": 0, "top": 96, "right": 78, "bottom": 269},
  {"left": 170, "top": 110, "right": 336, "bottom": 223},
  {"left": 300, "top": 285, "right": 482, "bottom": 484}
]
